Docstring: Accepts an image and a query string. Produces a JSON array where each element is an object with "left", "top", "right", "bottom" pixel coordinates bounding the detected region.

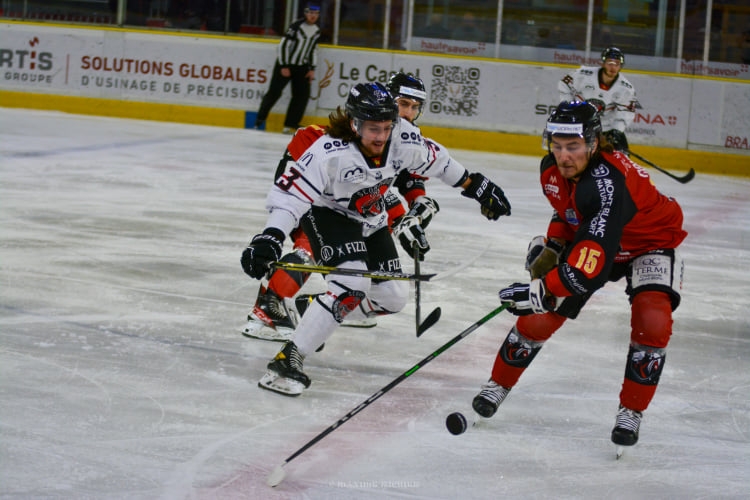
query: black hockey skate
[
  {"left": 242, "top": 285, "right": 298, "bottom": 341},
  {"left": 258, "top": 342, "right": 311, "bottom": 396},
  {"left": 612, "top": 405, "right": 642, "bottom": 447},
  {"left": 472, "top": 380, "right": 511, "bottom": 418}
]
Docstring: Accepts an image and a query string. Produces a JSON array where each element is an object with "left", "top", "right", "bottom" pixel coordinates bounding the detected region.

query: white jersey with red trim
[
  {"left": 558, "top": 66, "right": 639, "bottom": 133},
  {"left": 265, "top": 118, "right": 466, "bottom": 237}
]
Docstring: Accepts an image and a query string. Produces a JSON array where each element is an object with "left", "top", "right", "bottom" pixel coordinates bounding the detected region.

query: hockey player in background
[
  {"left": 241, "top": 71, "right": 463, "bottom": 342},
  {"left": 471, "top": 101, "right": 686, "bottom": 455},
  {"left": 558, "top": 47, "right": 639, "bottom": 152},
  {"left": 241, "top": 82, "right": 511, "bottom": 396}
]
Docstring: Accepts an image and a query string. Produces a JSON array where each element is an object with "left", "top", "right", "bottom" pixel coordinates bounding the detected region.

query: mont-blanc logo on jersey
[
  {"left": 565, "top": 208, "right": 579, "bottom": 225},
  {"left": 341, "top": 166, "right": 365, "bottom": 183},
  {"left": 591, "top": 164, "right": 610, "bottom": 178},
  {"left": 320, "top": 245, "right": 335, "bottom": 262},
  {"left": 324, "top": 140, "right": 348, "bottom": 151}
]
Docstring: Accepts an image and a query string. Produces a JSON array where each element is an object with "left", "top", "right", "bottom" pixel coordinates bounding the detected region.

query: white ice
[{"left": 1, "top": 108, "right": 748, "bottom": 499}]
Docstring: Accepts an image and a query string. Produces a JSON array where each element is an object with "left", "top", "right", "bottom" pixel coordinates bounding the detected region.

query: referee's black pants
[{"left": 256, "top": 63, "right": 311, "bottom": 129}]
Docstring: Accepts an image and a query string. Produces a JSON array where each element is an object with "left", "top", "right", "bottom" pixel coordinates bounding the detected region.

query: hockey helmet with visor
[
  {"left": 543, "top": 100, "right": 602, "bottom": 150},
  {"left": 387, "top": 72, "right": 427, "bottom": 120},
  {"left": 601, "top": 46, "right": 625, "bottom": 66},
  {"left": 346, "top": 82, "right": 398, "bottom": 135}
]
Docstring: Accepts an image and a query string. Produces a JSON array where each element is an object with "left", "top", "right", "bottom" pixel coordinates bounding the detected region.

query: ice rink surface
[{"left": 1, "top": 108, "right": 748, "bottom": 499}]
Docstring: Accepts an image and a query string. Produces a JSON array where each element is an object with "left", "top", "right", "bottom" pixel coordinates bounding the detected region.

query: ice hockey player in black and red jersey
[
  {"left": 241, "top": 82, "right": 510, "bottom": 396},
  {"left": 558, "top": 47, "right": 640, "bottom": 152},
  {"left": 471, "top": 101, "right": 687, "bottom": 456}
]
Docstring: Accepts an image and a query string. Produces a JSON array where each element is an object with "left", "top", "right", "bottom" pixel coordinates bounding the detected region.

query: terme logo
[{"left": 0, "top": 38, "right": 54, "bottom": 84}]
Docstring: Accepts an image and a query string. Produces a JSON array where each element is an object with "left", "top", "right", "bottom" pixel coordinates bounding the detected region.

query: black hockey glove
[
  {"left": 461, "top": 172, "right": 511, "bottom": 220},
  {"left": 393, "top": 215, "right": 430, "bottom": 260},
  {"left": 604, "top": 130, "right": 629, "bottom": 152},
  {"left": 241, "top": 228, "right": 284, "bottom": 279},
  {"left": 525, "top": 236, "right": 564, "bottom": 280},
  {"left": 499, "top": 280, "right": 557, "bottom": 316},
  {"left": 407, "top": 196, "right": 440, "bottom": 229}
]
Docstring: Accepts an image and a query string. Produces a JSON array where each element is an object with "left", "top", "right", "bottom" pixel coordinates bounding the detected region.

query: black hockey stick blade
[
  {"left": 416, "top": 307, "right": 441, "bottom": 337},
  {"left": 272, "top": 261, "right": 436, "bottom": 281},
  {"left": 266, "top": 304, "right": 508, "bottom": 487},
  {"left": 629, "top": 150, "right": 695, "bottom": 184}
]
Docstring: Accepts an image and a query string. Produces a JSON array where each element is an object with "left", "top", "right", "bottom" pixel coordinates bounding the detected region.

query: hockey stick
[
  {"left": 413, "top": 243, "right": 442, "bottom": 337},
  {"left": 417, "top": 307, "right": 442, "bottom": 337},
  {"left": 266, "top": 304, "right": 508, "bottom": 487},
  {"left": 414, "top": 243, "right": 421, "bottom": 335},
  {"left": 628, "top": 150, "right": 695, "bottom": 184},
  {"left": 271, "top": 261, "right": 436, "bottom": 282}
]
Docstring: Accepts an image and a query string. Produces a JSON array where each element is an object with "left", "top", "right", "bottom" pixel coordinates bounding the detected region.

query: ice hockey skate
[
  {"left": 241, "top": 285, "right": 298, "bottom": 341},
  {"left": 472, "top": 380, "right": 511, "bottom": 418},
  {"left": 258, "top": 342, "right": 311, "bottom": 396},
  {"left": 612, "top": 405, "right": 642, "bottom": 458},
  {"left": 294, "top": 294, "right": 378, "bottom": 328}
]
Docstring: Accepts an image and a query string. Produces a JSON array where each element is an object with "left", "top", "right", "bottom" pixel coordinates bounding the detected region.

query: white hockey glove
[
  {"left": 393, "top": 215, "right": 430, "bottom": 261},
  {"left": 407, "top": 196, "right": 440, "bottom": 229},
  {"left": 499, "top": 280, "right": 557, "bottom": 316},
  {"left": 525, "top": 236, "right": 564, "bottom": 279}
]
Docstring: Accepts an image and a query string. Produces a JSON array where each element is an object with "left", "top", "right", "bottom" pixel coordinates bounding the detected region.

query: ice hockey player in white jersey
[
  {"left": 241, "top": 82, "right": 511, "bottom": 396},
  {"left": 241, "top": 73, "right": 445, "bottom": 342},
  {"left": 558, "top": 46, "right": 639, "bottom": 152}
]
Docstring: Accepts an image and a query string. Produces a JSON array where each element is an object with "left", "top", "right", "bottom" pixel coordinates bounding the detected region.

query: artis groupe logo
[{"left": 1, "top": 36, "right": 54, "bottom": 83}]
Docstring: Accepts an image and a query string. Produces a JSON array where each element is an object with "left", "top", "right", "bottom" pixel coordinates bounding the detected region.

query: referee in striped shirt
[{"left": 255, "top": 2, "right": 321, "bottom": 134}]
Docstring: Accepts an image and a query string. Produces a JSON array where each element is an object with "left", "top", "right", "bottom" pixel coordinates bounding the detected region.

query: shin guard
[
  {"left": 491, "top": 326, "right": 545, "bottom": 388},
  {"left": 619, "top": 343, "right": 666, "bottom": 412},
  {"left": 620, "top": 291, "right": 673, "bottom": 411}
]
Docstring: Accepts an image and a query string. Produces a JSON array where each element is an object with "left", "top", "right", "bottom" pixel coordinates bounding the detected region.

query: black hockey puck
[{"left": 445, "top": 412, "right": 468, "bottom": 435}]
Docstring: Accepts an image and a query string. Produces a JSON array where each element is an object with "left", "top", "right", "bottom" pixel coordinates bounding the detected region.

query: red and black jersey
[
  {"left": 287, "top": 124, "right": 327, "bottom": 161},
  {"left": 540, "top": 150, "right": 687, "bottom": 298}
]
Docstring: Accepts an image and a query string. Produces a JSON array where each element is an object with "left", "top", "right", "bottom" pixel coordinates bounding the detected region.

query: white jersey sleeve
[
  {"left": 264, "top": 135, "right": 330, "bottom": 236},
  {"left": 422, "top": 137, "right": 467, "bottom": 187},
  {"left": 395, "top": 119, "right": 467, "bottom": 187}
]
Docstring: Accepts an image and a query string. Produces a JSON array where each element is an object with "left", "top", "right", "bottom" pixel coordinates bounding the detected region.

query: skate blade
[
  {"left": 341, "top": 319, "right": 378, "bottom": 329},
  {"left": 241, "top": 320, "right": 294, "bottom": 341},
  {"left": 258, "top": 371, "right": 305, "bottom": 397},
  {"left": 615, "top": 445, "right": 625, "bottom": 459}
]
